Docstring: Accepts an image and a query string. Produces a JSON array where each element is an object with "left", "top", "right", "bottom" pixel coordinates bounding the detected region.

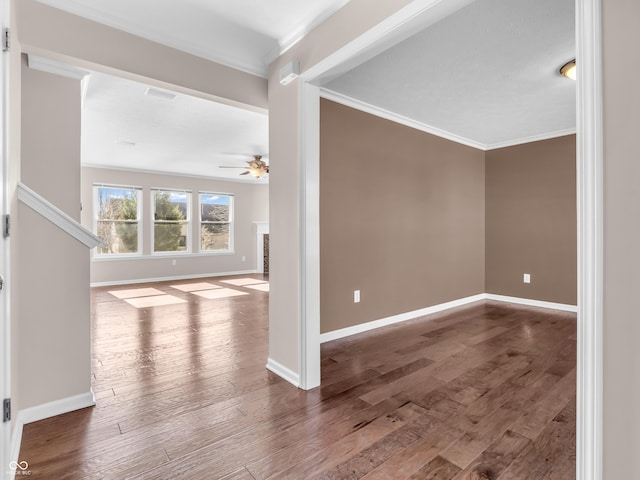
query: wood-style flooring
[{"left": 18, "top": 275, "right": 576, "bottom": 479}]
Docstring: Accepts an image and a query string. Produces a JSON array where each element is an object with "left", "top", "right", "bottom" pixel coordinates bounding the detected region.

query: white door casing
[{"left": 295, "top": 1, "right": 603, "bottom": 479}]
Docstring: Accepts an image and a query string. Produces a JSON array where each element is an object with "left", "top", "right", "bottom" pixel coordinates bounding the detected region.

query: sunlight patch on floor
[
  {"left": 170, "top": 282, "right": 220, "bottom": 292},
  {"left": 124, "top": 294, "right": 187, "bottom": 308},
  {"left": 109, "top": 287, "right": 164, "bottom": 299},
  {"left": 244, "top": 283, "right": 269, "bottom": 292},
  {"left": 220, "top": 277, "right": 266, "bottom": 286},
  {"left": 192, "top": 288, "right": 250, "bottom": 300}
]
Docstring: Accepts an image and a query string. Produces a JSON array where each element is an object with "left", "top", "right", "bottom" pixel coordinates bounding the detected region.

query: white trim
[
  {"left": 9, "top": 424, "right": 22, "bottom": 480},
  {"left": 321, "top": 89, "right": 577, "bottom": 151},
  {"left": 18, "top": 182, "right": 103, "bottom": 249},
  {"left": 33, "top": 0, "right": 267, "bottom": 77},
  {"left": 485, "top": 294, "right": 578, "bottom": 312},
  {"left": 265, "top": 0, "right": 352, "bottom": 63},
  {"left": 319, "top": 293, "right": 577, "bottom": 344},
  {"left": 89, "top": 269, "right": 258, "bottom": 288},
  {"left": 320, "top": 294, "right": 486, "bottom": 343},
  {"left": 266, "top": 358, "right": 300, "bottom": 388},
  {"left": 321, "top": 89, "right": 486, "bottom": 150},
  {"left": 82, "top": 162, "right": 270, "bottom": 185},
  {"left": 18, "top": 390, "right": 96, "bottom": 426},
  {"left": 484, "top": 128, "right": 578, "bottom": 151},
  {"left": 9, "top": 390, "right": 95, "bottom": 475},
  {"left": 576, "top": 0, "right": 603, "bottom": 478},
  {"left": 26, "top": 54, "right": 89, "bottom": 80},
  {"left": 298, "top": 82, "right": 321, "bottom": 390}
]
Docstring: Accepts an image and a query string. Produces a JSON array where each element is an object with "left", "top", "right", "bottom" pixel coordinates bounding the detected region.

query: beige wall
[
  {"left": 320, "top": 99, "right": 485, "bottom": 333},
  {"left": 602, "top": 0, "right": 640, "bottom": 476},
  {"left": 485, "top": 135, "right": 577, "bottom": 305},
  {"left": 11, "top": 0, "right": 268, "bottom": 423},
  {"left": 17, "top": 56, "right": 91, "bottom": 409},
  {"left": 81, "top": 167, "right": 269, "bottom": 285}
]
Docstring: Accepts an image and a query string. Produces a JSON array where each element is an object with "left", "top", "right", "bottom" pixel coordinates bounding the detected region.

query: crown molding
[
  {"left": 27, "top": 54, "right": 90, "bottom": 80},
  {"left": 321, "top": 88, "right": 488, "bottom": 150},
  {"left": 35, "top": 0, "right": 268, "bottom": 77},
  {"left": 321, "top": 89, "right": 576, "bottom": 151}
]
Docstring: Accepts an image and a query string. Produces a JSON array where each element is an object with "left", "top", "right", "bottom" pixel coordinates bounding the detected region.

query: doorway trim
[{"left": 296, "top": 1, "right": 603, "bottom": 479}]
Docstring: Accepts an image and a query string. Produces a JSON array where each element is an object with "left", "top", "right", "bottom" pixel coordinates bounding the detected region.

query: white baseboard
[
  {"left": 18, "top": 390, "right": 96, "bottom": 426},
  {"left": 9, "top": 421, "right": 23, "bottom": 479},
  {"left": 90, "top": 270, "right": 259, "bottom": 287},
  {"left": 9, "top": 390, "right": 96, "bottom": 477},
  {"left": 485, "top": 293, "right": 578, "bottom": 312},
  {"left": 266, "top": 358, "right": 300, "bottom": 388},
  {"left": 319, "top": 293, "right": 577, "bottom": 343},
  {"left": 320, "top": 294, "right": 486, "bottom": 343}
]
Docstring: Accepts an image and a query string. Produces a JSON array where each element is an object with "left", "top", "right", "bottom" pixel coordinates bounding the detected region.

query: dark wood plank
[{"left": 18, "top": 276, "right": 576, "bottom": 480}]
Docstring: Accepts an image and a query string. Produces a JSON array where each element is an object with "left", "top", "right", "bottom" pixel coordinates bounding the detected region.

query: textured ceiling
[
  {"left": 82, "top": 71, "right": 269, "bottom": 182},
  {"left": 324, "top": 0, "right": 576, "bottom": 149},
  {"left": 43, "top": 0, "right": 575, "bottom": 183}
]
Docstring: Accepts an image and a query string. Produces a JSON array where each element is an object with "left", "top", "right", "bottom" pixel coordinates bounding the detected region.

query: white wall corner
[{"left": 266, "top": 358, "right": 300, "bottom": 388}]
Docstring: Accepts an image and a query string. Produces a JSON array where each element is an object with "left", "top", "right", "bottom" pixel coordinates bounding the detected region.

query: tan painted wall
[
  {"left": 267, "top": 0, "right": 417, "bottom": 376},
  {"left": 602, "top": 0, "right": 640, "bottom": 475},
  {"left": 17, "top": 56, "right": 91, "bottom": 409},
  {"left": 320, "top": 100, "right": 485, "bottom": 333},
  {"left": 81, "top": 167, "right": 269, "bottom": 285},
  {"left": 485, "top": 135, "right": 577, "bottom": 305}
]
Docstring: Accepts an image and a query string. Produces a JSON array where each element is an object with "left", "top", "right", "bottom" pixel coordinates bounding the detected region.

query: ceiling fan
[{"left": 219, "top": 155, "right": 269, "bottom": 178}]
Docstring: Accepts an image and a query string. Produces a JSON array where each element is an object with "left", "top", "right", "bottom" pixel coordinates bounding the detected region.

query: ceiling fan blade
[{"left": 240, "top": 171, "right": 250, "bottom": 175}]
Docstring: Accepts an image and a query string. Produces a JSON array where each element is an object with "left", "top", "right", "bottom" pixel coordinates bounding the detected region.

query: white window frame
[
  {"left": 198, "top": 192, "right": 234, "bottom": 254},
  {"left": 93, "top": 184, "right": 143, "bottom": 257},
  {"left": 151, "top": 188, "right": 192, "bottom": 255}
]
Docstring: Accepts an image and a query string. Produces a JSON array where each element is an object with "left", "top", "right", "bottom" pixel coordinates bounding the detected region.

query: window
[
  {"left": 199, "top": 193, "right": 233, "bottom": 252},
  {"left": 94, "top": 185, "right": 142, "bottom": 255},
  {"left": 152, "top": 189, "right": 190, "bottom": 253}
]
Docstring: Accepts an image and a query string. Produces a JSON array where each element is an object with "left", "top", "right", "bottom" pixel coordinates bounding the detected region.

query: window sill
[{"left": 92, "top": 251, "right": 236, "bottom": 262}]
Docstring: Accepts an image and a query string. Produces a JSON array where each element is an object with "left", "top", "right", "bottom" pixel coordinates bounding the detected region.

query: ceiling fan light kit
[{"left": 219, "top": 154, "right": 269, "bottom": 179}]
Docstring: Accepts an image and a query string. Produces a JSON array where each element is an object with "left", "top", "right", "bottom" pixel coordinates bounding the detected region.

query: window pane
[
  {"left": 154, "top": 223, "right": 187, "bottom": 252},
  {"left": 154, "top": 191, "right": 187, "bottom": 221},
  {"left": 201, "top": 223, "right": 230, "bottom": 251},
  {"left": 97, "top": 187, "right": 138, "bottom": 221},
  {"left": 200, "top": 194, "right": 230, "bottom": 222},
  {"left": 97, "top": 221, "right": 138, "bottom": 254}
]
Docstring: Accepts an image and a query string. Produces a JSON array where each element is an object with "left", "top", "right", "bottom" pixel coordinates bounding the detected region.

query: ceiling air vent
[{"left": 144, "top": 87, "right": 177, "bottom": 101}]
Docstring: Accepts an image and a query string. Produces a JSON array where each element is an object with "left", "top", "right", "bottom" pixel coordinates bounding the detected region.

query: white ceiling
[
  {"left": 36, "top": 0, "right": 351, "bottom": 77},
  {"left": 41, "top": 0, "right": 575, "bottom": 182},
  {"left": 81, "top": 71, "right": 269, "bottom": 182},
  {"left": 324, "top": 0, "right": 576, "bottom": 149}
]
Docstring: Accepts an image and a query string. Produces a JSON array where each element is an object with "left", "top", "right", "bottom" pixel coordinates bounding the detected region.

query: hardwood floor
[{"left": 18, "top": 276, "right": 576, "bottom": 479}]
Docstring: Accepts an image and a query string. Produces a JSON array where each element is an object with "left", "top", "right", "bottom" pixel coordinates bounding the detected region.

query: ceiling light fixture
[{"left": 560, "top": 59, "right": 576, "bottom": 80}]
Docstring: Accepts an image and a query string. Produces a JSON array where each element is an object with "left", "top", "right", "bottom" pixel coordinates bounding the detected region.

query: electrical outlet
[
  {"left": 354, "top": 290, "right": 360, "bottom": 303},
  {"left": 241, "top": 256, "right": 246, "bottom": 262},
  {"left": 172, "top": 259, "right": 177, "bottom": 266},
  {"left": 523, "top": 273, "right": 531, "bottom": 283}
]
